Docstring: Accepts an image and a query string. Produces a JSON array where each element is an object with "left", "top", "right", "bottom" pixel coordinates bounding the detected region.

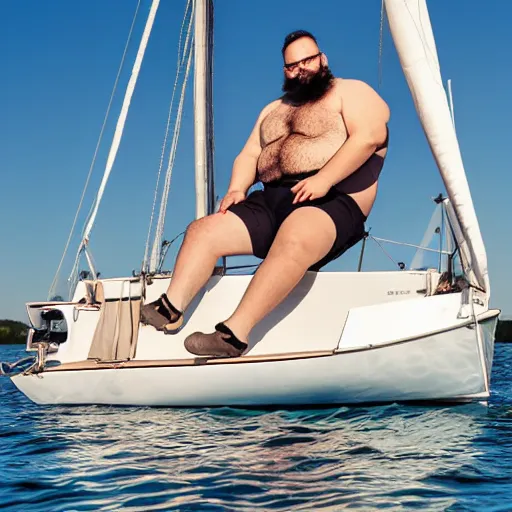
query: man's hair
[{"left": 281, "top": 30, "right": 318, "bottom": 57}]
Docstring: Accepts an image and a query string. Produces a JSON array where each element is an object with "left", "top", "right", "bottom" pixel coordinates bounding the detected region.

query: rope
[
  {"left": 68, "top": 243, "right": 84, "bottom": 298},
  {"left": 157, "top": 230, "right": 186, "bottom": 272},
  {"left": 378, "top": 0, "right": 385, "bottom": 87},
  {"left": 370, "top": 235, "right": 401, "bottom": 268},
  {"left": 150, "top": 16, "right": 194, "bottom": 270},
  {"left": 150, "top": 45, "right": 193, "bottom": 271},
  {"left": 143, "top": 0, "right": 194, "bottom": 272},
  {"left": 468, "top": 287, "right": 489, "bottom": 393},
  {"left": 371, "top": 236, "right": 452, "bottom": 255},
  {"left": 48, "top": 0, "right": 142, "bottom": 300},
  {"left": 401, "top": 0, "right": 443, "bottom": 90},
  {"left": 0, "top": 356, "right": 37, "bottom": 377}
]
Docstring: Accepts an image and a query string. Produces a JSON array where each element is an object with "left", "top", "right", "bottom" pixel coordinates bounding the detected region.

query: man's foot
[
  {"left": 140, "top": 294, "right": 183, "bottom": 333},
  {"left": 184, "top": 322, "right": 248, "bottom": 357}
]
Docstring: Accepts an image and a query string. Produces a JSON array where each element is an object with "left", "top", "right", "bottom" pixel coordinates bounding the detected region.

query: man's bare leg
[
  {"left": 183, "top": 207, "right": 337, "bottom": 355},
  {"left": 165, "top": 212, "right": 253, "bottom": 311},
  {"left": 223, "top": 207, "right": 336, "bottom": 342},
  {"left": 141, "top": 212, "right": 253, "bottom": 331}
]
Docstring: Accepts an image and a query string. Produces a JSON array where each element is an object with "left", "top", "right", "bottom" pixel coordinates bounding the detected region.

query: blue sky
[{"left": 1, "top": 0, "right": 511, "bottom": 321}]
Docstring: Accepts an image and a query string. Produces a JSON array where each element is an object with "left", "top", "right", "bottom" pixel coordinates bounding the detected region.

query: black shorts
[{"left": 228, "top": 173, "right": 367, "bottom": 271}]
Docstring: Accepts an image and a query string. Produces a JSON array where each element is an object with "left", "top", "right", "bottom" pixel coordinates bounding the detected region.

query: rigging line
[
  {"left": 143, "top": 0, "right": 193, "bottom": 268},
  {"left": 369, "top": 235, "right": 400, "bottom": 268},
  {"left": 206, "top": 0, "right": 215, "bottom": 212},
  {"left": 81, "top": 0, "right": 161, "bottom": 244},
  {"left": 160, "top": 45, "right": 193, "bottom": 207},
  {"left": 83, "top": 5, "right": 145, "bottom": 234},
  {"left": 68, "top": 241, "right": 83, "bottom": 291},
  {"left": 378, "top": 0, "right": 385, "bottom": 87},
  {"left": 151, "top": 41, "right": 193, "bottom": 267},
  {"left": 69, "top": 0, "right": 161, "bottom": 291},
  {"left": 371, "top": 236, "right": 452, "bottom": 255},
  {"left": 150, "top": 33, "right": 194, "bottom": 273},
  {"left": 157, "top": 230, "right": 186, "bottom": 272},
  {"left": 150, "top": 3, "right": 195, "bottom": 269},
  {"left": 402, "top": 0, "right": 444, "bottom": 89},
  {"left": 48, "top": 0, "right": 142, "bottom": 299},
  {"left": 143, "top": 0, "right": 193, "bottom": 270}
]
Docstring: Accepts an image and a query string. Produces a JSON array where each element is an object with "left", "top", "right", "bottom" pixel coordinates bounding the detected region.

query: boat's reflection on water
[{"left": 11, "top": 402, "right": 491, "bottom": 510}]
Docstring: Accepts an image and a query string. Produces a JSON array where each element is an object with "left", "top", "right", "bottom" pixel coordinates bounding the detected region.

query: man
[{"left": 141, "top": 30, "right": 390, "bottom": 357}]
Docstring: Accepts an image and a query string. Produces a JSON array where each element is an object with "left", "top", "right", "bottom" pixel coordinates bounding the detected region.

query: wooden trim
[{"left": 44, "top": 349, "right": 334, "bottom": 372}]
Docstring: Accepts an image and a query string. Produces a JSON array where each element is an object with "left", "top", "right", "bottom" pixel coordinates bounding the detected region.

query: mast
[{"left": 194, "top": 0, "right": 215, "bottom": 219}]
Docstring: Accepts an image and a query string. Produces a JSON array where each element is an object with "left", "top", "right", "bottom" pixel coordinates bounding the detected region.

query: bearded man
[{"left": 141, "top": 30, "right": 390, "bottom": 357}]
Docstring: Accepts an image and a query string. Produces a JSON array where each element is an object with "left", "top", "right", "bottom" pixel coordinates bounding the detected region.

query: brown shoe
[
  {"left": 140, "top": 294, "right": 183, "bottom": 333},
  {"left": 184, "top": 322, "right": 248, "bottom": 357}
]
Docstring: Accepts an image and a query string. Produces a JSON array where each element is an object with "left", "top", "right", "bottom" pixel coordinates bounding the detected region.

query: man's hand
[
  {"left": 219, "top": 190, "right": 246, "bottom": 213},
  {"left": 291, "top": 174, "right": 333, "bottom": 204}
]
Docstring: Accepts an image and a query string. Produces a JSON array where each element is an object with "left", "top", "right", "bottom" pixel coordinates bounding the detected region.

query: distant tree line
[
  {"left": 496, "top": 320, "right": 512, "bottom": 343},
  {"left": 0, "top": 319, "right": 29, "bottom": 345}
]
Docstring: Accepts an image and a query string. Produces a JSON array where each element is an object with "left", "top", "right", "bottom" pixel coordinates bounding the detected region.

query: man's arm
[
  {"left": 317, "top": 79, "right": 390, "bottom": 187},
  {"left": 227, "top": 100, "right": 280, "bottom": 194}
]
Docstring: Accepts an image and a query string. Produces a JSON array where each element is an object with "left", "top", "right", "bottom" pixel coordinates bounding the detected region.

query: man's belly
[{"left": 257, "top": 140, "right": 385, "bottom": 218}]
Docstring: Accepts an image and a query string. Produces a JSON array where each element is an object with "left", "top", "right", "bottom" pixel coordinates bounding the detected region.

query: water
[{"left": 1, "top": 344, "right": 511, "bottom": 511}]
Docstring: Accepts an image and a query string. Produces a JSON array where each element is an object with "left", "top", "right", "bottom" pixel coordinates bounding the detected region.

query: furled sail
[{"left": 384, "top": 0, "right": 489, "bottom": 296}]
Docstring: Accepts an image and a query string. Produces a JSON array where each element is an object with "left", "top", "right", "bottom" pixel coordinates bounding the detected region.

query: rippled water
[{"left": 1, "top": 344, "right": 511, "bottom": 511}]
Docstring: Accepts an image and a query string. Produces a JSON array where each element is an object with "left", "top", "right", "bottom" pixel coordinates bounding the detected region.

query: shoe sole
[{"left": 162, "top": 315, "right": 184, "bottom": 334}]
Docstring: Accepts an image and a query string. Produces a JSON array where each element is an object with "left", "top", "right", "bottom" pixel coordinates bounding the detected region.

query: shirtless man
[{"left": 141, "top": 30, "right": 390, "bottom": 357}]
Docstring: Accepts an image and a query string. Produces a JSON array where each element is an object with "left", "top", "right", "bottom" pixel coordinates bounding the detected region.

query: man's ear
[{"left": 321, "top": 53, "right": 328, "bottom": 67}]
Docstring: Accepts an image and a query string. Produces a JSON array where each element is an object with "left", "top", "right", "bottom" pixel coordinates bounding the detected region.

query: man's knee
[
  {"left": 185, "top": 215, "right": 218, "bottom": 243},
  {"left": 270, "top": 211, "right": 336, "bottom": 265},
  {"left": 271, "top": 233, "right": 326, "bottom": 266},
  {"left": 184, "top": 212, "right": 252, "bottom": 257}
]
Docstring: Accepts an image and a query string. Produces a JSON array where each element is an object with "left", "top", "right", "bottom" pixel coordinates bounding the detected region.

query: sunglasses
[{"left": 283, "top": 52, "right": 322, "bottom": 72}]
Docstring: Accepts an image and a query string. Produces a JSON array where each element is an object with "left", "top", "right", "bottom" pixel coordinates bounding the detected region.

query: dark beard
[{"left": 282, "top": 65, "right": 335, "bottom": 104}]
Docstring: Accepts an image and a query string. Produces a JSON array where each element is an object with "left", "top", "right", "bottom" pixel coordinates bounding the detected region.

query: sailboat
[{"left": 8, "top": 0, "right": 500, "bottom": 406}]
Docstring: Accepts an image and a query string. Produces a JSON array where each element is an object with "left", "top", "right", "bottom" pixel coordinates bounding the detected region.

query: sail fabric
[
  {"left": 384, "top": 0, "right": 489, "bottom": 296},
  {"left": 409, "top": 201, "right": 451, "bottom": 272}
]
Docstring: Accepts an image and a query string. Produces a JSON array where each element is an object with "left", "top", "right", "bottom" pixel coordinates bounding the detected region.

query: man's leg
[
  {"left": 165, "top": 212, "right": 253, "bottom": 311},
  {"left": 142, "top": 211, "right": 253, "bottom": 330},
  {"left": 184, "top": 207, "right": 336, "bottom": 355},
  {"left": 223, "top": 207, "right": 336, "bottom": 341}
]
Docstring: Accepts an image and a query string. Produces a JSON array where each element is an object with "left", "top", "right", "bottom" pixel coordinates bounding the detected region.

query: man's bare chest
[{"left": 260, "top": 101, "right": 345, "bottom": 146}]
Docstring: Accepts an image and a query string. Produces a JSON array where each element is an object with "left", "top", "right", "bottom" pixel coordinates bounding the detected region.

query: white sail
[{"left": 384, "top": 0, "right": 489, "bottom": 297}]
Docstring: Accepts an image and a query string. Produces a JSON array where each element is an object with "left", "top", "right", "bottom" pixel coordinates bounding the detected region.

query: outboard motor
[{"left": 27, "top": 309, "right": 68, "bottom": 353}]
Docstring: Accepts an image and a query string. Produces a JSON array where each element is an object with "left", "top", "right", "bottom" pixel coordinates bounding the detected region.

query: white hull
[
  {"left": 11, "top": 272, "right": 499, "bottom": 407},
  {"left": 11, "top": 320, "right": 496, "bottom": 407}
]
